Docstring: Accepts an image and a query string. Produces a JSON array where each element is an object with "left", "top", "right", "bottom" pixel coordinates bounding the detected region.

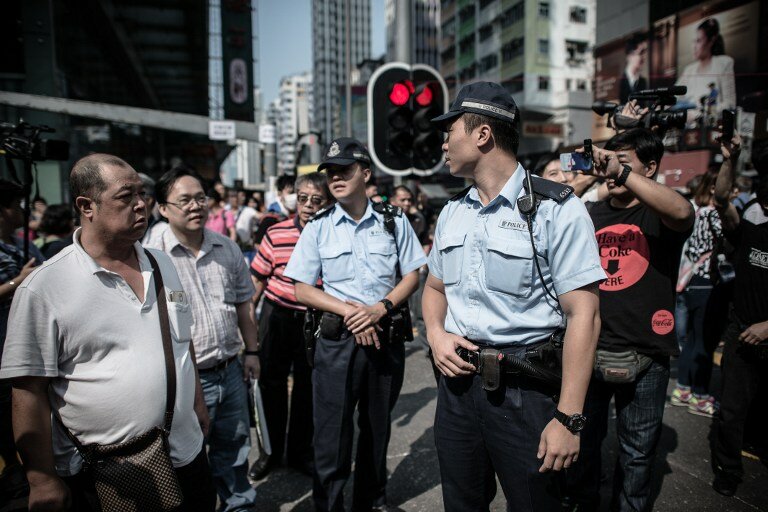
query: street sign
[{"left": 209, "top": 120, "right": 236, "bottom": 141}]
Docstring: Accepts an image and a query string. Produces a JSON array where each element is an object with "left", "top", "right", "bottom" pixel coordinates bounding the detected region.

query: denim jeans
[
  {"left": 567, "top": 358, "right": 670, "bottom": 512},
  {"left": 677, "top": 276, "right": 714, "bottom": 394},
  {"left": 200, "top": 358, "right": 256, "bottom": 511}
]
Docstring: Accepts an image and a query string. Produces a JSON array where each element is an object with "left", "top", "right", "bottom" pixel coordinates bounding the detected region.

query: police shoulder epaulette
[
  {"left": 308, "top": 204, "right": 336, "bottom": 222},
  {"left": 372, "top": 201, "right": 402, "bottom": 217},
  {"left": 447, "top": 185, "right": 472, "bottom": 203},
  {"left": 524, "top": 176, "right": 574, "bottom": 203}
]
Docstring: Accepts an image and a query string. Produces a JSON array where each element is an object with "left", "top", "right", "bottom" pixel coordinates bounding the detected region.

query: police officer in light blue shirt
[
  {"left": 422, "top": 82, "right": 606, "bottom": 512},
  {"left": 284, "top": 137, "right": 426, "bottom": 511}
]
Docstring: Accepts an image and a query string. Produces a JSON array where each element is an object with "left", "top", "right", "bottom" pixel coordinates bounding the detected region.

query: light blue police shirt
[
  {"left": 428, "top": 164, "right": 606, "bottom": 346},
  {"left": 285, "top": 202, "right": 427, "bottom": 305}
]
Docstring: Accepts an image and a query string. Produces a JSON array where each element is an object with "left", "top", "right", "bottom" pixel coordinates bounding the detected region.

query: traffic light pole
[{"left": 393, "top": 0, "right": 412, "bottom": 186}]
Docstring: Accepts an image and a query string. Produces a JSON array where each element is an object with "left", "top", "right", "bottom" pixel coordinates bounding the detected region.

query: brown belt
[{"left": 198, "top": 355, "right": 237, "bottom": 373}]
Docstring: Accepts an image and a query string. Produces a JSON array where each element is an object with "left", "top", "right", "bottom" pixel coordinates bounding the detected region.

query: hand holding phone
[
  {"left": 721, "top": 109, "right": 735, "bottom": 142},
  {"left": 560, "top": 139, "right": 594, "bottom": 172}
]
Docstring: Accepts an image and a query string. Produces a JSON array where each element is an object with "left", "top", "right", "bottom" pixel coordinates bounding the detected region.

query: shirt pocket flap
[
  {"left": 486, "top": 238, "right": 533, "bottom": 259},
  {"left": 368, "top": 242, "right": 396, "bottom": 255},
  {"left": 319, "top": 245, "right": 352, "bottom": 259},
  {"left": 439, "top": 234, "right": 466, "bottom": 251}
]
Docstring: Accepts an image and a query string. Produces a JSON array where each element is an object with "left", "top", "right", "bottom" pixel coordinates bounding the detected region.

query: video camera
[
  {"left": 1, "top": 122, "right": 69, "bottom": 162},
  {"left": 592, "top": 86, "right": 688, "bottom": 134}
]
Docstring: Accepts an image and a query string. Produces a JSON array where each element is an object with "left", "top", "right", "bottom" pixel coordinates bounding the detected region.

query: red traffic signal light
[
  {"left": 389, "top": 80, "right": 414, "bottom": 106},
  {"left": 414, "top": 85, "right": 433, "bottom": 107}
]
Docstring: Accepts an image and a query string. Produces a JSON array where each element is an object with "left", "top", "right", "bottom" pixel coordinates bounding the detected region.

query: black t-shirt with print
[
  {"left": 729, "top": 201, "right": 768, "bottom": 325},
  {"left": 587, "top": 201, "right": 691, "bottom": 356}
]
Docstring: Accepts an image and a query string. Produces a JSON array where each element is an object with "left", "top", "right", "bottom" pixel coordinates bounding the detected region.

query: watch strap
[
  {"left": 614, "top": 164, "right": 632, "bottom": 187},
  {"left": 379, "top": 298, "right": 394, "bottom": 313}
]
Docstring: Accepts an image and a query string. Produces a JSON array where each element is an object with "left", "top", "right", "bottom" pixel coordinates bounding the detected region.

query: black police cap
[
  {"left": 317, "top": 137, "right": 371, "bottom": 171},
  {"left": 431, "top": 81, "right": 519, "bottom": 130}
]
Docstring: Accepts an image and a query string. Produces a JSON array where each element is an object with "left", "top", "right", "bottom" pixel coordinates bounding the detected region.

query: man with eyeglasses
[
  {"left": 147, "top": 166, "right": 260, "bottom": 512},
  {"left": 247, "top": 172, "right": 331, "bottom": 480},
  {"left": 285, "top": 138, "right": 426, "bottom": 511}
]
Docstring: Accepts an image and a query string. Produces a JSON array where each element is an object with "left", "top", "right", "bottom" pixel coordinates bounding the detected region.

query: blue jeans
[
  {"left": 566, "top": 358, "right": 670, "bottom": 512},
  {"left": 677, "top": 276, "right": 714, "bottom": 394},
  {"left": 200, "top": 359, "right": 256, "bottom": 511},
  {"left": 674, "top": 294, "right": 688, "bottom": 352}
]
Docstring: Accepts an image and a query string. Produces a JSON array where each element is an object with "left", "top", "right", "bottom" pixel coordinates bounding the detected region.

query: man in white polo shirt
[{"left": 0, "top": 154, "right": 214, "bottom": 511}]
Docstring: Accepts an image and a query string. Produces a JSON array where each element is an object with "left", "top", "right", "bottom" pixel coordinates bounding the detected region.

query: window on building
[
  {"left": 441, "top": 46, "right": 456, "bottom": 63},
  {"left": 479, "top": 24, "right": 494, "bottom": 42},
  {"left": 479, "top": 53, "right": 498, "bottom": 73},
  {"left": 501, "top": 38, "right": 524, "bottom": 62},
  {"left": 566, "top": 78, "right": 572, "bottom": 90},
  {"left": 570, "top": 6, "right": 587, "bottom": 23},
  {"left": 502, "top": 74, "right": 524, "bottom": 94},
  {"left": 459, "top": 4, "right": 474, "bottom": 22},
  {"left": 459, "top": 35, "right": 475, "bottom": 54},
  {"left": 459, "top": 64, "right": 476, "bottom": 82},
  {"left": 538, "top": 76, "right": 550, "bottom": 90},
  {"left": 500, "top": 2, "right": 524, "bottom": 28},
  {"left": 565, "top": 40, "right": 589, "bottom": 65},
  {"left": 577, "top": 79, "right": 588, "bottom": 90},
  {"left": 479, "top": 0, "right": 496, "bottom": 9},
  {"left": 538, "top": 39, "right": 549, "bottom": 55},
  {"left": 539, "top": 2, "right": 549, "bottom": 18},
  {"left": 442, "top": 17, "right": 456, "bottom": 37}
]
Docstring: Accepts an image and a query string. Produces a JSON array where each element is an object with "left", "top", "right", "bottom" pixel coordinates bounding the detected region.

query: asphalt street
[{"left": 250, "top": 342, "right": 768, "bottom": 512}]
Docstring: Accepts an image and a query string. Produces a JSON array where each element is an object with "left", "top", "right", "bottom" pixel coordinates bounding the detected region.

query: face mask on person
[{"left": 283, "top": 193, "right": 297, "bottom": 211}]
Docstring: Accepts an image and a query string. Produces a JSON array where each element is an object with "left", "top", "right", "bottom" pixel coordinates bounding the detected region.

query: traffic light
[{"left": 367, "top": 63, "right": 448, "bottom": 176}]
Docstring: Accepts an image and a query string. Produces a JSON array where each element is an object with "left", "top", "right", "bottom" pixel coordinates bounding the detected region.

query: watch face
[{"left": 570, "top": 414, "right": 586, "bottom": 432}]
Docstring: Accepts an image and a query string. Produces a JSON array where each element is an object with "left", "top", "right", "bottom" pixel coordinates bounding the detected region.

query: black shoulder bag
[
  {"left": 55, "top": 250, "right": 183, "bottom": 511},
  {"left": 378, "top": 206, "right": 415, "bottom": 344}
]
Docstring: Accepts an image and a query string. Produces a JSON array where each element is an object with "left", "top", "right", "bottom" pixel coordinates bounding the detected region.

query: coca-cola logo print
[
  {"left": 595, "top": 223, "right": 650, "bottom": 291},
  {"left": 651, "top": 310, "right": 675, "bottom": 335}
]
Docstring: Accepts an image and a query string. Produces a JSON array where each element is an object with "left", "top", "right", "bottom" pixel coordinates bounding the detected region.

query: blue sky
[{"left": 258, "top": 0, "right": 386, "bottom": 108}]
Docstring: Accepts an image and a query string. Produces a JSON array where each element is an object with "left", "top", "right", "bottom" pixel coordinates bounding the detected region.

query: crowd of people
[{"left": 0, "top": 79, "right": 766, "bottom": 512}]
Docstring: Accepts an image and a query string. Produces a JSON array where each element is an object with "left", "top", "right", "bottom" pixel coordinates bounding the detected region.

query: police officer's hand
[
  {"left": 344, "top": 300, "right": 386, "bottom": 334},
  {"left": 354, "top": 326, "right": 382, "bottom": 349},
  {"left": 427, "top": 328, "right": 478, "bottom": 377},
  {"left": 537, "top": 419, "right": 580, "bottom": 473},
  {"left": 740, "top": 320, "right": 768, "bottom": 345}
]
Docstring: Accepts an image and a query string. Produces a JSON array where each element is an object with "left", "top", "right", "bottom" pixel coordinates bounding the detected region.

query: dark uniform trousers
[
  {"left": 435, "top": 344, "right": 562, "bottom": 512},
  {"left": 258, "top": 298, "right": 314, "bottom": 466},
  {"left": 713, "top": 315, "right": 768, "bottom": 481},
  {"left": 312, "top": 328, "right": 405, "bottom": 512}
]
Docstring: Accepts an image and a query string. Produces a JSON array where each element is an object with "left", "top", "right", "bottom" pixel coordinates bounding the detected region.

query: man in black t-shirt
[
  {"left": 566, "top": 129, "right": 694, "bottom": 511},
  {"left": 710, "top": 136, "right": 768, "bottom": 497}
]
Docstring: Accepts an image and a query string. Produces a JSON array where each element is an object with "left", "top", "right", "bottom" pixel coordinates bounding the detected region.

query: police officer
[
  {"left": 284, "top": 138, "right": 426, "bottom": 512},
  {"left": 422, "top": 82, "right": 606, "bottom": 511}
]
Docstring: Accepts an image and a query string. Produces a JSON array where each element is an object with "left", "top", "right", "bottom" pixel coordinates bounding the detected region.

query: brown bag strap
[
  {"left": 55, "top": 250, "right": 177, "bottom": 458},
  {"left": 144, "top": 249, "right": 177, "bottom": 434}
]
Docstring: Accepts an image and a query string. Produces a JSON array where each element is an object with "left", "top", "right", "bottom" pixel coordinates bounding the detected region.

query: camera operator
[
  {"left": 565, "top": 128, "right": 694, "bottom": 511},
  {"left": 710, "top": 136, "right": 768, "bottom": 497}
]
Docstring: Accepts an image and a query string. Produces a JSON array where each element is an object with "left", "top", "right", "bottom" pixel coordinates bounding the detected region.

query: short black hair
[
  {"left": 295, "top": 172, "right": 331, "bottom": 199},
  {"left": 751, "top": 138, "right": 768, "bottom": 178},
  {"left": 39, "top": 204, "right": 74, "bottom": 236},
  {"left": 276, "top": 175, "right": 294, "bottom": 192},
  {"left": 392, "top": 185, "right": 414, "bottom": 198},
  {"left": 625, "top": 32, "right": 647, "bottom": 55},
  {"left": 155, "top": 166, "right": 204, "bottom": 205},
  {"left": 605, "top": 128, "right": 664, "bottom": 170},
  {"left": 70, "top": 153, "right": 130, "bottom": 202},
  {"left": 462, "top": 112, "right": 520, "bottom": 155},
  {"left": 0, "top": 180, "right": 24, "bottom": 209},
  {"left": 533, "top": 153, "right": 560, "bottom": 176}
]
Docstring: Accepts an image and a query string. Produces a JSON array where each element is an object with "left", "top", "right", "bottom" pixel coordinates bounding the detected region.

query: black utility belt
[
  {"left": 317, "top": 305, "right": 414, "bottom": 344},
  {"left": 456, "top": 331, "right": 564, "bottom": 393}
]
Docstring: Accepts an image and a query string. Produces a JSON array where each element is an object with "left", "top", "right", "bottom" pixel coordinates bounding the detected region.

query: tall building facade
[
  {"left": 312, "top": 0, "right": 371, "bottom": 144},
  {"left": 385, "top": 0, "right": 441, "bottom": 68},
  {"left": 275, "top": 72, "right": 314, "bottom": 173},
  {"left": 439, "top": 0, "right": 595, "bottom": 154}
]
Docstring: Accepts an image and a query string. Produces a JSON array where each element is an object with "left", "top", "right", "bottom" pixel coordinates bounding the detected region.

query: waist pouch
[
  {"left": 80, "top": 427, "right": 183, "bottom": 512},
  {"left": 594, "top": 349, "right": 653, "bottom": 383},
  {"left": 303, "top": 309, "right": 322, "bottom": 367}
]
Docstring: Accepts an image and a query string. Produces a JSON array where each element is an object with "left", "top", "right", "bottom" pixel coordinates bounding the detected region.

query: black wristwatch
[
  {"left": 554, "top": 410, "right": 586, "bottom": 434},
  {"left": 613, "top": 164, "right": 632, "bottom": 187},
  {"left": 379, "top": 298, "right": 394, "bottom": 315}
]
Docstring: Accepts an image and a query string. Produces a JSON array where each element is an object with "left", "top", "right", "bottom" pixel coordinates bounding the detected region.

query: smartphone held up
[{"left": 560, "top": 139, "right": 594, "bottom": 172}]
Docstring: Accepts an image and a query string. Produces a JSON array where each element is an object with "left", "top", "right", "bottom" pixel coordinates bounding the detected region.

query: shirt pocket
[
  {"left": 438, "top": 234, "right": 466, "bottom": 286},
  {"left": 167, "top": 302, "right": 194, "bottom": 343},
  {"left": 485, "top": 237, "right": 533, "bottom": 297},
  {"left": 319, "top": 244, "right": 354, "bottom": 282},
  {"left": 368, "top": 241, "right": 397, "bottom": 278}
]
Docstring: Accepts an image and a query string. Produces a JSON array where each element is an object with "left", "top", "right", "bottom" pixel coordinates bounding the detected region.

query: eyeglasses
[
  {"left": 297, "top": 194, "right": 325, "bottom": 206},
  {"left": 166, "top": 196, "right": 209, "bottom": 210}
]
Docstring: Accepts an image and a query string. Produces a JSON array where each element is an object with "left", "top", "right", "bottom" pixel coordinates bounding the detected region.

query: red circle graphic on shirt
[
  {"left": 651, "top": 310, "right": 675, "bottom": 335},
  {"left": 595, "top": 223, "right": 650, "bottom": 291}
]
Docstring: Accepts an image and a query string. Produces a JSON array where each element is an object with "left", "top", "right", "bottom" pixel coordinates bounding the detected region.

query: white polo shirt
[{"left": 0, "top": 229, "right": 203, "bottom": 476}]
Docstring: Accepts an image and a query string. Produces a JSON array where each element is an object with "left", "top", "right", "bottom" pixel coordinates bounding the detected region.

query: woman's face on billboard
[{"left": 693, "top": 29, "right": 713, "bottom": 61}]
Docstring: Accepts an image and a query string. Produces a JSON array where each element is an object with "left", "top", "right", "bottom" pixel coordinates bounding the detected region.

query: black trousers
[
  {"left": 62, "top": 447, "right": 216, "bottom": 512},
  {"left": 434, "top": 346, "right": 562, "bottom": 512},
  {"left": 712, "top": 316, "right": 768, "bottom": 481},
  {"left": 312, "top": 331, "right": 405, "bottom": 512},
  {"left": 258, "top": 299, "right": 314, "bottom": 466}
]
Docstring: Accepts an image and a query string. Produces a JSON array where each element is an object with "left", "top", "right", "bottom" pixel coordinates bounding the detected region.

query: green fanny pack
[{"left": 594, "top": 349, "right": 653, "bottom": 383}]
